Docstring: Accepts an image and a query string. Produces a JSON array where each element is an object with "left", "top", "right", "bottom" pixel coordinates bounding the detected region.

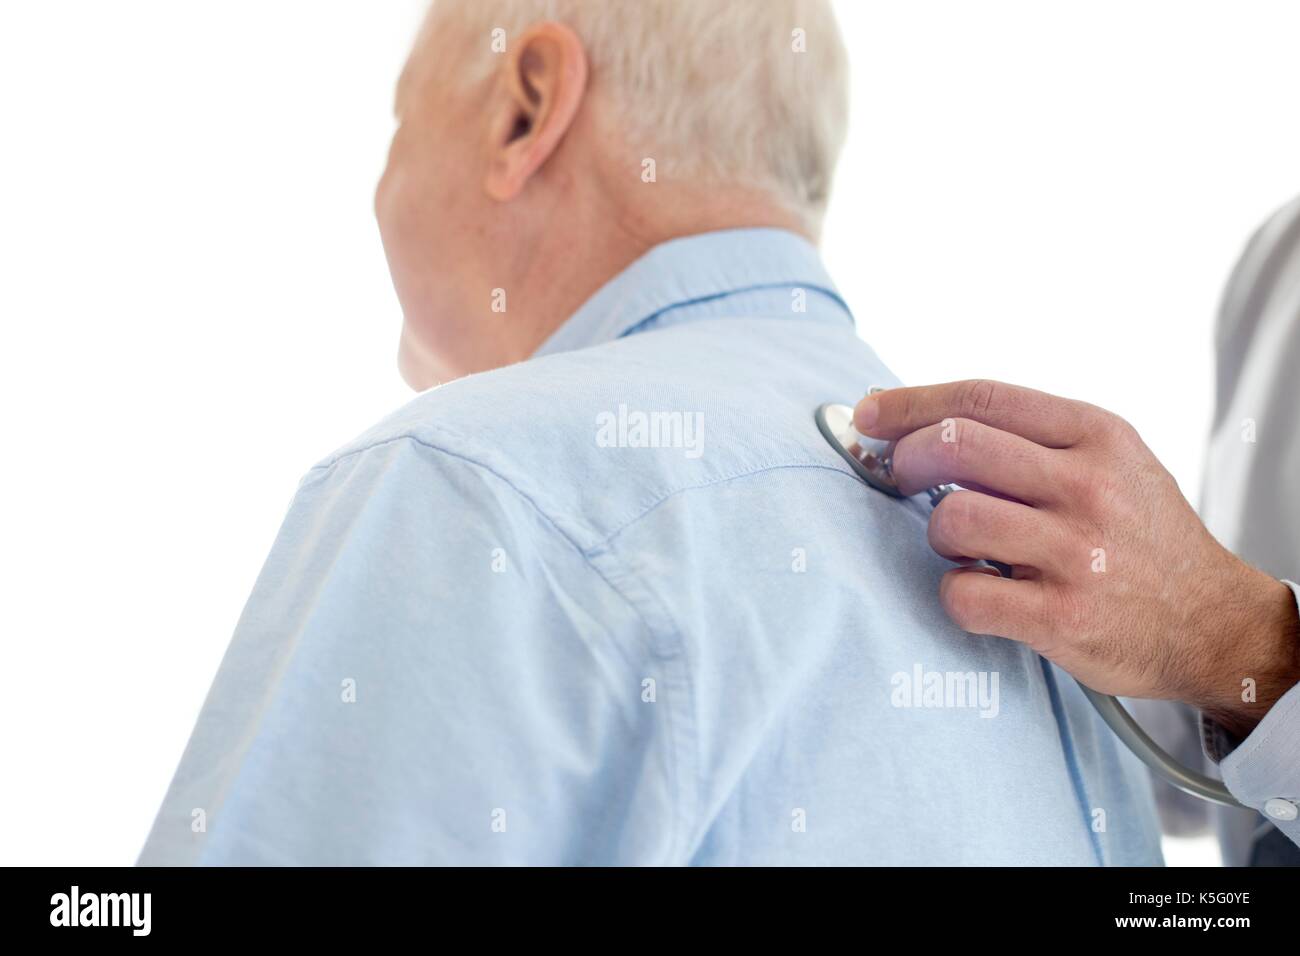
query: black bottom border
[{"left": 9, "top": 865, "right": 1292, "bottom": 941}]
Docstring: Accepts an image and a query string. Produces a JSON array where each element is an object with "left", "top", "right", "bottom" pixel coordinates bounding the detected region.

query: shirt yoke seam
[
  {"left": 308, "top": 430, "right": 867, "bottom": 554},
  {"left": 600, "top": 461, "right": 867, "bottom": 545},
  {"left": 306, "top": 434, "right": 680, "bottom": 655}
]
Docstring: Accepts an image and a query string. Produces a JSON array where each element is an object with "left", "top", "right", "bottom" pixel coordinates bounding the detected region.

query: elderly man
[{"left": 138, "top": 0, "right": 1162, "bottom": 865}]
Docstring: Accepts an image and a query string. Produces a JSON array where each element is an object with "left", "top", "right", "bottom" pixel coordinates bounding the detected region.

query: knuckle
[
  {"left": 1067, "top": 464, "right": 1108, "bottom": 513},
  {"left": 937, "top": 417, "right": 978, "bottom": 468},
  {"left": 1077, "top": 400, "right": 1112, "bottom": 428},
  {"left": 1041, "top": 582, "right": 1088, "bottom": 641},
  {"left": 940, "top": 573, "right": 987, "bottom": 631},
  {"left": 898, "top": 387, "right": 921, "bottom": 424},
  {"left": 1056, "top": 451, "right": 1116, "bottom": 519},
  {"left": 960, "top": 379, "right": 1000, "bottom": 421},
  {"left": 1056, "top": 457, "right": 1095, "bottom": 505},
  {"left": 929, "top": 490, "right": 976, "bottom": 552},
  {"left": 1097, "top": 409, "right": 1138, "bottom": 447},
  {"left": 1045, "top": 514, "right": 1088, "bottom": 572},
  {"left": 890, "top": 433, "right": 919, "bottom": 482},
  {"left": 1081, "top": 467, "right": 1132, "bottom": 526}
]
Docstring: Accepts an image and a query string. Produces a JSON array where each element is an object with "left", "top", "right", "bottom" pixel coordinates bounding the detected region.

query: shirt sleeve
[
  {"left": 137, "top": 435, "right": 678, "bottom": 865},
  {"left": 1201, "top": 579, "right": 1300, "bottom": 848}
]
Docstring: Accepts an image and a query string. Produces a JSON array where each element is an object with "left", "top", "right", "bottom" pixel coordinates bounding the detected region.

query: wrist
[{"left": 1193, "top": 570, "right": 1300, "bottom": 740}]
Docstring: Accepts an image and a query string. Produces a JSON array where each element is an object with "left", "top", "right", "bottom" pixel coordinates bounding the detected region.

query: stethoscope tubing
[{"left": 1075, "top": 683, "right": 1241, "bottom": 807}]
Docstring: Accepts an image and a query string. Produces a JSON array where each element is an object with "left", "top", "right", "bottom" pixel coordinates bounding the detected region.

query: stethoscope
[{"left": 816, "top": 394, "right": 1244, "bottom": 808}]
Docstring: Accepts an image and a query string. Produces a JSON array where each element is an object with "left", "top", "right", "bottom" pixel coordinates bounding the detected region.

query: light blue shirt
[{"left": 139, "top": 228, "right": 1163, "bottom": 865}]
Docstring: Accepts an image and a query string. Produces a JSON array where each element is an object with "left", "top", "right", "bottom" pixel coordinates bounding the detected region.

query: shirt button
[{"left": 1263, "top": 798, "right": 1298, "bottom": 821}]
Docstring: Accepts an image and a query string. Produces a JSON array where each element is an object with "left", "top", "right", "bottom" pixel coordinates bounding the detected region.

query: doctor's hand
[{"left": 855, "top": 380, "right": 1300, "bottom": 737}]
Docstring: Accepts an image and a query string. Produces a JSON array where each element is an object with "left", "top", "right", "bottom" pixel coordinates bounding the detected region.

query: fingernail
[
  {"left": 854, "top": 396, "right": 879, "bottom": 432},
  {"left": 952, "top": 565, "right": 1002, "bottom": 577}
]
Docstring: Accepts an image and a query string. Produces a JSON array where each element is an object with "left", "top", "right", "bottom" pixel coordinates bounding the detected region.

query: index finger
[{"left": 853, "top": 379, "right": 1101, "bottom": 448}]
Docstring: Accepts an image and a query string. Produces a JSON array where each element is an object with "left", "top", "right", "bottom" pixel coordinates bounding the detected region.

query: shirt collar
[{"left": 533, "top": 227, "right": 853, "bottom": 358}]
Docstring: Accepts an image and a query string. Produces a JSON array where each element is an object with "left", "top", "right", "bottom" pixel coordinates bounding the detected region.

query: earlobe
[{"left": 483, "top": 22, "right": 588, "bottom": 202}]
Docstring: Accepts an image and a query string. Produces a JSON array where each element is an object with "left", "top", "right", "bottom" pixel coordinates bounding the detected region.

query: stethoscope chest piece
[
  {"left": 816, "top": 401, "right": 960, "bottom": 509},
  {"left": 815, "top": 402, "right": 906, "bottom": 498}
]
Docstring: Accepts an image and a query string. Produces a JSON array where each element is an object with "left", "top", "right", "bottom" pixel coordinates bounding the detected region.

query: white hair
[{"left": 433, "top": 0, "right": 849, "bottom": 234}]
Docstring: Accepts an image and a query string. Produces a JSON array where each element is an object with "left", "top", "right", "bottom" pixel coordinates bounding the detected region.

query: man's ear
[{"left": 483, "top": 22, "right": 588, "bottom": 202}]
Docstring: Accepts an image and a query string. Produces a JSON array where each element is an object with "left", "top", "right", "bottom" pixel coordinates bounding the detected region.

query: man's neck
[{"left": 500, "top": 189, "right": 810, "bottom": 367}]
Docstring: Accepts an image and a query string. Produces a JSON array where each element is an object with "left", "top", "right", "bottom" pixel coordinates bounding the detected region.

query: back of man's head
[
  {"left": 437, "top": 0, "right": 850, "bottom": 232},
  {"left": 377, "top": 0, "right": 850, "bottom": 387}
]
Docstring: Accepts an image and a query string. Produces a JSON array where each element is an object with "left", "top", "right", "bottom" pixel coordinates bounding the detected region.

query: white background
[{"left": 3, "top": 0, "right": 1297, "bottom": 867}]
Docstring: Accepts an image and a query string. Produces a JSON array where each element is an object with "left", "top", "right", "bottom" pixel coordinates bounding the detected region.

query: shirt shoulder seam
[{"left": 305, "top": 430, "right": 695, "bottom": 863}]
